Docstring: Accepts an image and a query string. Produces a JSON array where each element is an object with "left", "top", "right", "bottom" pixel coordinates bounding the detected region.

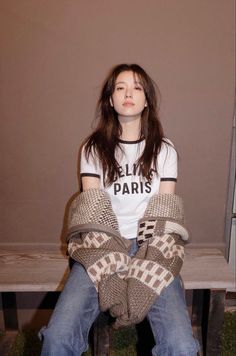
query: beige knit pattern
[
  {"left": 68, "top": 243, "right": 129, "bottom": 291},
  {"left": 67, "top": 189, "right": 130, "bottom": 291},
  {"left": 144, "top": 193, "right": 185, "bottom": 222},
  {"left": 67, "top": 189, "right": 188, "bottom": 328},
  {"left": 68, "top": 188, "right": 120, "bottom": 233},
  {"left": 113, "top": 194, "right": 187, "bottom": 328}
]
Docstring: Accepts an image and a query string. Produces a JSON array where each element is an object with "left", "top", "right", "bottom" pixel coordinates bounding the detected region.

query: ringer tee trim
[
  {"left": 118, "top": 137, "right": 145, "bottom": 144},
  {"left": 160, "top": 177, "right": 177, "bottom": 182},
  {"left": 80, "top": 173, "right": 100, "bottom": 178}
]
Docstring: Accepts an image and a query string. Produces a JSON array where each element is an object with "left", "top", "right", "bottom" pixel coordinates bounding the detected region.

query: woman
[{"left": 40, "top": 64, "right": 200, "bottom": 355}]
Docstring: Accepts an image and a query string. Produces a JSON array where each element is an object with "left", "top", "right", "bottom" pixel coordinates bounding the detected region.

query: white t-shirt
[{"left": 80, "top": 138, "right": 177, "bottom": 239}]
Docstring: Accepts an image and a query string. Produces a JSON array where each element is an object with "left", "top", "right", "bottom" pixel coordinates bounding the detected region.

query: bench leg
[
  {"left": 206, "top": 289, "right": 226, "bottom": 356},
  {"left": 93, "top": 312, "right": 110, "bottom": 356},
  {"left": 191, "top": 289, "right": 226, "bottom": 356},
  {"left": 191, "top": 289, "right": 204, "bottom": 355},
  {"left": 1, "top": 292, "right": 18, "bottom": 330},
  {"left": 0, "top": 293, "right": 19, "bottom": 356}
]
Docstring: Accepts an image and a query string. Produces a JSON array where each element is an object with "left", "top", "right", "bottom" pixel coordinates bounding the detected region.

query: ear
[
  {"left": 110, "top": 97, "right": 113, "bottom": 107},
  {"left": 144, "top": 102, "right": 148, "bottom": 107}
]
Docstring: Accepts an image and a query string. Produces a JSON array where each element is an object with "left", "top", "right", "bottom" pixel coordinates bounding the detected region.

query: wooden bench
[{"left": 0, "top": 245, "right": 235, "bottom": 356}]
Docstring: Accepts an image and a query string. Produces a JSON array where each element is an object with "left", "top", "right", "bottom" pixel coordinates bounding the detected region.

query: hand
[{"left": 98, "top": 273, "right": 128, "bottom": 318}]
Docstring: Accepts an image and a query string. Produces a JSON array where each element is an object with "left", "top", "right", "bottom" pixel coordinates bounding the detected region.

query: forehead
[{"left": 115, "top": 71, "right": 142, "bottom": 84}]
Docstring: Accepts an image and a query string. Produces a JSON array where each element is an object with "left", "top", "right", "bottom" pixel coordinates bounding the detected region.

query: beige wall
[{"left": 0, "top": 0, "right": 235, "bottom": 247}]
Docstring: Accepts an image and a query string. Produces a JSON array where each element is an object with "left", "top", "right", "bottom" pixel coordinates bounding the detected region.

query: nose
[{"left": 125, "top": 89, "right": 132, "bottom": 98}]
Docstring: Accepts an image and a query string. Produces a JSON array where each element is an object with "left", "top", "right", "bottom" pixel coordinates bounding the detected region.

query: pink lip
[{"left": 123, "top": 101, "right": 134, "bottom": 106}]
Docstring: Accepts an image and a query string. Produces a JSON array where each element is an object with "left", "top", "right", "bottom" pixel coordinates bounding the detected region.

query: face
[{"left": 110, "top": 71, "right": 147, "bottom": 120}]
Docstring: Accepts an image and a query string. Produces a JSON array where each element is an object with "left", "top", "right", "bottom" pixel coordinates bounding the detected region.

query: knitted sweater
[{"left": 67, "top": 189, "right": 189, "bottom": 327}]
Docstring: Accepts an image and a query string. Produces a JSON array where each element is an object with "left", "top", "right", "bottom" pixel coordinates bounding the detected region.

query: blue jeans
[{"left": 39, "top": 241, "right": 200, "bottom": 355}]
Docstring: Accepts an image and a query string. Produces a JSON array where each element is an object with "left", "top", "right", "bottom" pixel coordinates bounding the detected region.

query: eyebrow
[{"left": 115, "top": 81, "right": 143, "bottom": 85}]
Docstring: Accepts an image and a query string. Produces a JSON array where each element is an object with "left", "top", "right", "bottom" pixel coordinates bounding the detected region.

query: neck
[{"left": 118, "top": 115, "right": 141, "bottom": 141}]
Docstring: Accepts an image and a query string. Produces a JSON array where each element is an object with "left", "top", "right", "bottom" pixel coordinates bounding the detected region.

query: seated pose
[{"left": 40, "top": 64, "right": 200, "bottom": 355}]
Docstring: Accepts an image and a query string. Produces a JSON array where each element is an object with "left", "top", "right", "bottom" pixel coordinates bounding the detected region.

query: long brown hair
[{"left": 84, "top": 63, "right": 166, "bottom": 186}]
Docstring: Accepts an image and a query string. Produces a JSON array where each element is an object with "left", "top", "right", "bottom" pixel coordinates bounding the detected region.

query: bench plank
[
  {"left": 0, "top": 247, "right": 69, "bottom": 292},
  {"left": 0, "top": 245, "right": 235, "bottom": 356},
  {"left": 182, "top": 247, "right": 235, "bottom": 290},
  {"left": 0, "top": 246, "right": 235, "bottom": 292}
]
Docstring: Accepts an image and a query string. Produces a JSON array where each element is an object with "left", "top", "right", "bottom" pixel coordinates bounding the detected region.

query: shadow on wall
[{"left": 59, "top": 143, "right": 84, "bottom": 249}]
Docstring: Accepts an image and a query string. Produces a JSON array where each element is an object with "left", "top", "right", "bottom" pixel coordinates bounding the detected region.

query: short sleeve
[
  {"left": 80, "top": 146, "right": 101, "bottom": 179},
  {"left": 158, "top": 140, "right": 178, "bottom": 182}
]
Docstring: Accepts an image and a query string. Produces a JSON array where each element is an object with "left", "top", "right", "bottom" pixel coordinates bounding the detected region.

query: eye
[
  {"left": 134, "top": 86, "right": 143, "bottom": 91},
  {"left": 116, "top": 86, "right": 124, "bottom": 91}
]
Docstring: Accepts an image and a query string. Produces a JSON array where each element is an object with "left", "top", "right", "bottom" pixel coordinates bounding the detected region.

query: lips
[{"left": 123, "top": 101, "right": 135, "bottom": 106}]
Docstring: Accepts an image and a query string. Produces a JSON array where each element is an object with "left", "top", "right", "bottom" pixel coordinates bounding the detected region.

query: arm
[
  {"left": 115, "top": 193, "right": 188, "bottom": 327},
  {"left": 80, "top": 145, "right": 101, "bottom": 190},
  {"left": 159, "top": 181, "right": 176, "bottom": 194},
  {"left": 81, "top": 176, "right": 100, "bottom": 190},
  {"left": 67, "top": 187, "right": 130, "bottom": 319},
  {"left": 158, "top": 140, "right": 178, "bottom": 194}
]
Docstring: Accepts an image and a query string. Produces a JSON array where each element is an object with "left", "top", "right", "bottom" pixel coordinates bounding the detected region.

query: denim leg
[
  {"left": 147, "top": 277, "right": 200, "bottom": 356},
  {"left": 39, "top": 261, "right": 100, "bottom": 356},
  {"left": 129, "top": 238, "right": 138, "bottom": 257}
]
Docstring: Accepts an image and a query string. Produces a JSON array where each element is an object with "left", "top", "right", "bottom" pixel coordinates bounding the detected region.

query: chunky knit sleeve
[
  {"left": 114, "top": 193, "right": 188, "bottom": 328},
  {"left": 67, "top": 189, "right": 129, "bottom": 288}
]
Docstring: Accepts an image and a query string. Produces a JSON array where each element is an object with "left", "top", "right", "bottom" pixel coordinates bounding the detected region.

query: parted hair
[{"left": 83, "top": 63, "right": 167, "bottom": 186}]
